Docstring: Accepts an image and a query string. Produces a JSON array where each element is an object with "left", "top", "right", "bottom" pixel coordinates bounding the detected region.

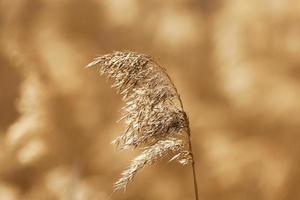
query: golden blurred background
[{"left": 1, "top": 0, "right": 300, "bottom": 199}]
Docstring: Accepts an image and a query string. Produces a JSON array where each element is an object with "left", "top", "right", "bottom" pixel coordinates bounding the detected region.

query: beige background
[{"left": 0, "top": 0, "right": 300, "bottom": 199}]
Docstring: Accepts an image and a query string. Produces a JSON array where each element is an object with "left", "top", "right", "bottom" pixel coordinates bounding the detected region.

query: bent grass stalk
[{"left": 86, "top": 51, "right": 199, "bottom": 199}]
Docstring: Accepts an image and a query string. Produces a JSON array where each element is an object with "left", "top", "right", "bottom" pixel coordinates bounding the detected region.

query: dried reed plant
[{"left": 87, "top": 51, "right": 199, "bottom": 199}]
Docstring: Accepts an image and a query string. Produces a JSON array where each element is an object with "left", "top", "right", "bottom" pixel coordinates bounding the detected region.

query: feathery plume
[{"left": 87, "top": 51, "right": 197, "bottom": 194}]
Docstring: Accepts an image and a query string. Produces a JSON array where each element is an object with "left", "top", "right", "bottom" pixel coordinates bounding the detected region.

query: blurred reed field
[{"left": 0, "top": 0, "right": 300, "bottom": 200}]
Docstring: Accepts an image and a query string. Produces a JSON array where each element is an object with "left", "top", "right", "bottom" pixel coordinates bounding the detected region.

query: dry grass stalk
[{"left": 87, "top": 51, "right": 199, "bottom": 199}]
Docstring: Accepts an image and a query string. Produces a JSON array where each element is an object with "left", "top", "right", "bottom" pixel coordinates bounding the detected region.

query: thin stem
[
  {"left": 155, "top": 60, "right": 199, "bottom": 200},
  {"left": 175, "top": 95, "right": 200, "bottom": 200},
  {"left": 187, "top": 127, "right": 199, "bottom": 200}
]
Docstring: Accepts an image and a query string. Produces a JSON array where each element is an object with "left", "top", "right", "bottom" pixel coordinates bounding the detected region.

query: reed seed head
[{"left": 87, "top": 51, "right": 192, "bottom": 191}]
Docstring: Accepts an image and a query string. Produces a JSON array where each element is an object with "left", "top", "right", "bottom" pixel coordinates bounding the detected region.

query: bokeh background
[{"left": 1, "top": 0, "right": 300, "bottom": 199}]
